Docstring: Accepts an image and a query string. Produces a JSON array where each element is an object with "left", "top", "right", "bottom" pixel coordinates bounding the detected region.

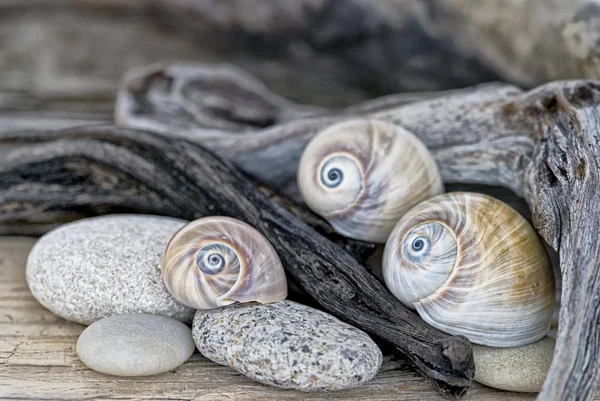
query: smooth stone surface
[
  {"left": 474, "top": 336, "right": 555, "bottom": 392},
  {"left": 26, "top": 215, "right": 194, "bottom": 325},
  {"left": 77, "top": 313, "right": 195, "bottom": 376},
  {"left": 192, "top": 300, "right": 382, "bottom": 392}
]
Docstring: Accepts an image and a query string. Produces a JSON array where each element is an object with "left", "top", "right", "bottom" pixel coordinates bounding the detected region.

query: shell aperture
[
  {"left": 383, "top": 192, "right": 555, "bottom": 347},
  {"left": 297, "top": 119, "right": 444, "bottom": 243},
  {"left": 196, "top": 243, "right": 235, "bottom": 275},
  {"left": 161, "top": 216, "right": 288, "bottom": 310}
]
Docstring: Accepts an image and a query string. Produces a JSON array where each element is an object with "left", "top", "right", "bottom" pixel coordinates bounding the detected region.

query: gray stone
[
  {"left": 77, "top": 313, "right": 195, "bottom": 376},
  {"left": 26, "top": 215, "right": 194, "bottom": 325},
  {"left": 192, "top": 300, "right": 382, "bottom": 392},
  {"left": 474, "top": 336, "right": 555, "bottom": 392}
]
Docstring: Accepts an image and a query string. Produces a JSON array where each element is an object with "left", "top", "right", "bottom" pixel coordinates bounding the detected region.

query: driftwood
[
  {"left": 0, "top": 125, "right": 476, "bottom": 395},
  {"left": 2, "top": 0, "right": 599, "bottom": 111},
  {"left": 116, "top": 63, "right": 518, "bottom": 200},
  {"left": 117, "top": 67, "right": 600, "bottom": 401}
]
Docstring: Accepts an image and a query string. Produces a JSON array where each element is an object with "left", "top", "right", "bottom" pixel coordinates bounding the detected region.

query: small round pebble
[
  {"left": 193, "top": 300, "right": 382, "bottom": 392},
  {"left": 474, "top": 336, "right": 555, "bottom": 392},
  {"left": 77, "top": 313, "right": 195, "bottom": 376},
  {"left": 26, "top": 215, "right": 194, "bottom": 325}
]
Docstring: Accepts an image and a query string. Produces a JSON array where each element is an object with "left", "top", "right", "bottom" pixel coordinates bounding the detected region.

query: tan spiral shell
[
  {"left": 161, "top": 216, "right": 288, "bottom": 310},
  {"left": 297, "top": 119, "right": 444, "bottom": 243},
  {"left": 382, "top": 192, "right": 555, "bottom": 347}
]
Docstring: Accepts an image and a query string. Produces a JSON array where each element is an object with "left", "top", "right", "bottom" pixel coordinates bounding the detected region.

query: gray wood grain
[{"left": 116, "top": 63, "right": 520, "bottom": 201}]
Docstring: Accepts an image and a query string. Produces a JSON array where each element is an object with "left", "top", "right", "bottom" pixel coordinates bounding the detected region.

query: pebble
[
  {"left": 26, "top": 215, "right": 195, "bottom": 325},
  {"left": 77, "top": 313, "right": 195, "bottom": 376},
  {"left": 192, "top": 300, "right": 382, "bottom": 392},
  {"left": 474, "top": 336, "right": 555, "bottom": 392}
]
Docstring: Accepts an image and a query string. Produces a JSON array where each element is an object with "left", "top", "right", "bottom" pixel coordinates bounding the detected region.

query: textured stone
[
  {"left": 474, "top": 336, "right": 555, "bottom": 392},
  {"left": 77, "top": 313, "right": 195, "bottom": 376},
  {"left": 192, "top": 300, "right": 382, "bottom": 392},
  {"left": 26, "top": 215, "right": 194, "bottom": 325}
]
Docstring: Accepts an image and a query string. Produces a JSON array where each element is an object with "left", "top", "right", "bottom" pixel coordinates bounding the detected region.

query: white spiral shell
[
  {"left": 161, "top": 216, "right": 288, "bottom": 310},
  {"left": 297, "top": 119, "right": 444, "bottom": 243},
  {"left": 382, "top": 192, "right": 555, "bottom": 347}
]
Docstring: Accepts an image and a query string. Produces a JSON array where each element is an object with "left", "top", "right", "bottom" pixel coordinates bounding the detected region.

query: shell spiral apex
[
  {"left": 382, "top": 192, "right": 555, "bottom": 347},
  {"left": 161, "top": 216, "right": 288, "bottom": 310},
  {"left": 297, "top": 118, "right": 444, "bottom": 243}
]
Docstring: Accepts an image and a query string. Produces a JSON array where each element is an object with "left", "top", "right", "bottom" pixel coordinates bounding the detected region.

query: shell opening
[
  {"left": 384, "top": 221, "right": 458, "bottom": 307},
  {"left": 314, "top": 152, "right": 365, "bottom": 215},
  {"left": 195, "top": 242, "right": 238, "bottom": 276}
]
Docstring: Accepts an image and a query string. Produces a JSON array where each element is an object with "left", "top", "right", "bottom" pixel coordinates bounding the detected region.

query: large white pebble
[
  {"left": 26, "top": 215, "right": 194, "bottom": 325},
  {"left": 193, "top": 300, "right": 382, "bottom": 392},
  {"left": 474, "top": 336, "right": 555, "bottom": 392},
  {"left": 77, "top": 314, "right": 195, "bottom": 376}
]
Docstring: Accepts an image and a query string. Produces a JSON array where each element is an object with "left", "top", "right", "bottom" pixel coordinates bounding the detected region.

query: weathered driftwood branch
[
  {"left": 524, "top": 84, "right": 600, "bottom": 400},
  {"left": 0, "top": 131, "right": 374, "bottom": 266},
  {"left": 117, "top": 66, "right": 600, "bottom": 401},
  {"left": 116, "top": 62, "right": 520, "bottom": 200},
  {"left": 0, "top": 125, "right": 475, "bottom": 395}
]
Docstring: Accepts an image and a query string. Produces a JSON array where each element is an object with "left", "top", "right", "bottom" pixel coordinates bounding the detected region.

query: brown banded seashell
[
  {"left": 382, "top": 192, "right": 555, "bottom": 347},
  {"left": 161, "top": 216, "right": 288, "bottom": 310},
  {"left": 297, "top": 119, "right": 444, "bottom": 243}
]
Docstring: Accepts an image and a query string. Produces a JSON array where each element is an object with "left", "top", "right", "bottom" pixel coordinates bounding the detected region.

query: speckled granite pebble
[
  {"left": 26, "top": 215, "right": 194, "bottom": 325},
  {"left": 77, "top": 313, "right": 195, "bottom": 376},
  {"left": 474, "top": 336, "right": 555, "bottom": 392},
  {"left": 192, "top": 300, "right": 382, "bottom": 391}
]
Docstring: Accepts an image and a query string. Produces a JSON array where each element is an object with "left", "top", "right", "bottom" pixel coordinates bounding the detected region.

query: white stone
[
  {"left": 474, "top": 336, "right": 555, "bottom": 392},
  {"left": 77, "top": 313, "right": 195, "bottom": 376},
  {"left": 193, "top": 300, "right": 382, "bottom": 392},
  {"left": 26, "top": 215, "right": 194, "bottom": 325}
]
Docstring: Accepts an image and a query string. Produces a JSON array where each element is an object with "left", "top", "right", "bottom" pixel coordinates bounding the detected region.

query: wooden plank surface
[{"left": 0, "top": 236, "right": 541, "bottom": 401}]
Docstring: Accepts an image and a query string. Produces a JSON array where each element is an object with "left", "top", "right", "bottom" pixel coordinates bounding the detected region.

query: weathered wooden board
[{"left": 0, "top": 237, "right": 542, "bottom": 401}]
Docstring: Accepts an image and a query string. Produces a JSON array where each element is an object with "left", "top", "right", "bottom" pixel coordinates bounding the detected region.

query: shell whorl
[
  {"left": 297, "top": 118, "right": 444, "bottom": 243},
  {"left": 382, "top": 192, "right": 555, "bottom": 347},
  {"left": 161, "top": 216, "right": 288, "bottom": 310}
]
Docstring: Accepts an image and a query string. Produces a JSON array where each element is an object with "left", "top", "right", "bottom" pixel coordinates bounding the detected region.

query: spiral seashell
[
  {"left": 297, "top": 119, "right": 444, "bottom": 243},
  {"left": 161, "top": 216, "right": 288, "bottom": 310},
  {"left": 382, "top": 192, "right": 555, "bottom": 347}
]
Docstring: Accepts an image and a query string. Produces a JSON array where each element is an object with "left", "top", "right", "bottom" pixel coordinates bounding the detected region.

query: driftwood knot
[{"left": 439, "top": 336, "right": 475, "bottom": 377}]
